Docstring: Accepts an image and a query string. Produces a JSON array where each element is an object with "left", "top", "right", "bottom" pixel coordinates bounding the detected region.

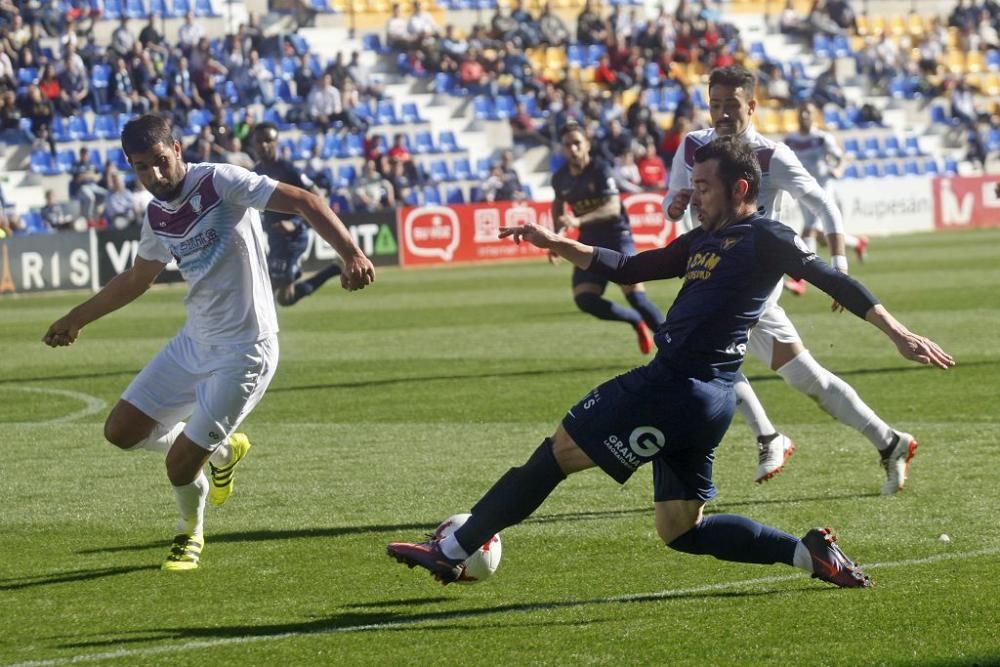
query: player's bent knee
[
  {"left": 275, "top": 286, "right": 295, "bottom": 306},
  {"left": 655, "top": 500, "right": 704, "bottom": 546}
]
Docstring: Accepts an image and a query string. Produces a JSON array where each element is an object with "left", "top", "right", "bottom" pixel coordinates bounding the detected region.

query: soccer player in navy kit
[
  {"left": 551, "top": 123, "right": 663, "bottom": 354},
  {"left": 251, "top": 122, "right": 344, "bottom": 307},
  {"left": 388, "top": 137, "right": 953, "bottom": 588}
]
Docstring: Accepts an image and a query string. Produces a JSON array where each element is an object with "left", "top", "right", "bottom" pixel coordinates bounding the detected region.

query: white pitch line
[
  {"left": 5, "top": 387, "right": 106, "bottom": 425},
  {"left": 5, "top": 546, "right": 999, "bottom": 667}
]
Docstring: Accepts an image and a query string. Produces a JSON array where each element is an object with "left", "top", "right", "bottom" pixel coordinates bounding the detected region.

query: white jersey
[
  {"left": 137, "top": 162, "right": 279, "bottom": 345},
  {"left": 663, "top": 125, "right": 844, "bottom": 238},
  {"left": 783, "top": 128, "right": 843, "bottom": 186}
]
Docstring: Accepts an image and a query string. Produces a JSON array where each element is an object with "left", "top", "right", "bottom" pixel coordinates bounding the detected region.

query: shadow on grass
[
  {"left": 0, "top": 565, "right": 158, "bottom": 591},
  {"left": 60, "top": 586, "right": 800, "bottom": 649},
  {"left": 75, "top": 491, "right": 873, "bottom": 557}
]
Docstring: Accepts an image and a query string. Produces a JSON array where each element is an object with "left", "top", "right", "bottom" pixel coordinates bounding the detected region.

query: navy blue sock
[
  {"left": 626, "top": 291, "right": 664, "bottom": 329},
  {"left": 454, "top": 438, "right": 566, "bottom": 555},
  {"left": 668, "top": 514, "right": 798, "bottom": 565},
  {"left": 289, "top": 263, "right": 343, "bottom": 305},
  {"left": 574, "top": 292, "right": 641, "bottom": 324}
]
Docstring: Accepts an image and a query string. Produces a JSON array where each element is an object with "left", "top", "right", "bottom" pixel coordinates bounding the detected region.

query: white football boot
[
  {"left": 755, "top": 434, "right": 796, "bottom": 484},
  {"left": 881, "top": 432, "right": 918, "bottom": 495}
]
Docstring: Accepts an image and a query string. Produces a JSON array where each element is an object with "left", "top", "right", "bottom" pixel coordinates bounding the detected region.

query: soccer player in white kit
[
  {"left": 43, "top": 115, "right": 376, "bottom": 571},
  {"left": 782, "top": 101, "right": 867, "bottom": 295},
  {"left": 663, "top": 67, "right": 917, "bottom": 496}
]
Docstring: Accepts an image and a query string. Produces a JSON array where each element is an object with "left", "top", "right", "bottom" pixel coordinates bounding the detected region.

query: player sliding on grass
[
  {"left": 665, "top": 66, "right": 916, "bottom": 493},
  {"left": 551, "top": 122, "right": 664, "bottom": 354},
  {"left": 42, "top": 114, "right": 375, "bottom": 572},
  {"left": 388, "top": 137, "right": 953, "bottom": 588}
]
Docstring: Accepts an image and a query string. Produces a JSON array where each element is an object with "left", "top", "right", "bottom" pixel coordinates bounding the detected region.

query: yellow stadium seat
[
  {"left": 781, "top": 108, "right": 799, "bottom": 134},
  {"left": 888, "top": 15, "right": 905, "bottom": 36},
  {"left": 966, "top": 50, "right": 986, "bottom": 73},
  {"left": 982, "top": 73, "right": 1000, "bottom": 96},
  {"left": 946, "top": 26, "right": 960, "bottom": 49},
  {"left": 869, "top": 15, "right": 886, "bottom": 36},
  {"left": 946, "top": 49, "right": 966, "bottom": 74},
  {"left": 855, "top": 14, "right": 869, "bottom": 36},
  {"left": 545, "top": 47, "right": 567, "bottom": 69},
  {"left": 759, "top": 108, "right": 781, "bottom": 135},
  {"left": 907, "top": 13, "right": 925, "bottom": 38}
]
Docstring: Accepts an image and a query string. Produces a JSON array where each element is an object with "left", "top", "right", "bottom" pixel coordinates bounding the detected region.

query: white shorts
[
  {"left": 748, "top": 282, "right": 802, "bottom": 366},
  {"left": 122, "top": 330, "right": 279, "bottom": 451},
  {"left": 801, "top": 180, "right": 838, "bottom": 233}
]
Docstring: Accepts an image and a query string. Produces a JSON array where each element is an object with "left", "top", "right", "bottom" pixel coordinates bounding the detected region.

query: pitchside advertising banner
[
  {"left": 932, "top": 175, "right": 1000, "bottom": 230},
  {"left": 0, "top": 212, "right": 399, "bottom": 296},
  {"left": 397, "top": 193, "right": 677, "bottom": 268}
]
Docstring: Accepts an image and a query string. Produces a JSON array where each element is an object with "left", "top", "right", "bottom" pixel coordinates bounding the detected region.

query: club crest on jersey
[
  {"left": 190, "top": 194, "right": 203, "bottom": 213},
  {"left": 722, "top": 236, "right": 741, "bottom": 250}
]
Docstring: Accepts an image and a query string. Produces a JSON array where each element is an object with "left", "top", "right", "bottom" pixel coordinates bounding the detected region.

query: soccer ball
[{"left": 432, "top": 513, "right": 502, "bottom": 584}]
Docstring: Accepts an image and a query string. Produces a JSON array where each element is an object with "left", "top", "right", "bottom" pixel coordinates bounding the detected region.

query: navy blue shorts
[
  {"left": 573, "top": 228, "right": 637, "bottom": 289},
  {"left": 562, "top": 362, "right": 735, "bottom": 502},
  {"left": 267, "top": 222, "right": 309, "bottom": 287}
]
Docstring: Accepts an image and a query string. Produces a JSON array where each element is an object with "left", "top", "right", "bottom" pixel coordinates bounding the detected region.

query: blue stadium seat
[
  {"left": 400, "top": 102, "right": 423, "bottom": 124},
  {"left": 22, "top": 211, "right": 52, "bottom": 235},
  {"left": 987, "top": 49, "right": 1000, "bottom": 71},
  {"left": 842, "top": 137, "right": 861, "bottom": 159},
  {"left": 402, "top": 189, "right": 420, "bottom": 206},
  {"left": 473, "top": 96, "right": 494, "bottom": 121},
  {"left": 644, "top": 61, "right": 661, "bottom": 87},
  {"left": 586, "top": 44, "right": 606, "bottom": 66},
  {"left": 904, "top": 135, "right": 922, "bottom": 156},
  {"left": 923, "top": 158, "right": 940, "bottom": 175},
  {"left": 275, "top": 78, "right": 301, "bottom": 105},
  {"left": 187, "top": 108, "right": 211, "bottom": 135},
  {"left": 522, "top": 184, "right": 533, "bottom": 200},
  {"left": 842, "top": 164, "right": 859, "bottom": 179},
  {"left": 279, "top": 56, "right": 297, "bottom": 80},
  {"left": 193, "top": 0, "right": 218, "bottom": 16},
  {"left": 943, "top": 158, "right": 958, "bottom": 175},
  {"left": 90, "top": 64, "right": 112, "bottom": 113},
  {"left": 108, "top": 147, "right": 131, "bottom": 171},
  {"left": 831, "top": 35, "right": 851, "bottom": 57},
  {"left": 988, "top": 128, "right": 1000, "bottom": 152},
  {"left": 149, "top": 0, "right": 173, "bottom": 16},
  {"left": 445, "top": 186, "right": 465, "bottom": 204},
  {"left": 296, "top": 134, "right": 317, "bottom": 160},
  {"left": 343, "top": 133, "right": 364, "bottom": 157},
  {"left": 862, "top": 136, "right": 882, "bottom": 159},
  {"left": 88, "top": 148, "right": 105, "bottom": 171},
  {"left": 434, "top": 72, "right": 458, "bottom": 95},
  {"left": 337, "top": 164, "right": 357, "bottom": 187},
  {"left": 320, "top": 134, "right": 342, "bottom": 160},
  {"left": 468, "top": 186, "right": 484, "bottom": 203},
  {"left": 125, "top": 0, "right": 148, "bottom": 17},
  {"left": 812, "top": 34, "right": 832, "bottom": 59},
  {"left": 824, "top": 108, "right": 845, "bottom": 130},
  {"left": 329, "top": 193, "right": 351, "bottom": 214},
  {"left": 51, "top": 116, "right": 72, "bottom": 143},
  {"left": 17, "top": 66, "right": 39, "bottom": 87},
  {"left": 691, "top": 86, "right": 708, "bottom": 110},
  {"left": 278, "top": 137, "right": 296, "bottom": 159},
  {"left": 423, "top": 185, "right": 442, "bottom": 205},
  {"left": 475, "top": 156, "right": 492, "bottom": 179},
  {"left": 862, "top": 163, "right": 880, "bottom": 178},
  {"left": 103, "top": 0, "right": 123, "bottom": 19},
  {"left": 428, "top": 159, "right": 451, "bottom": 182},
  {"left": 67, "top": 115, "right": 93, "bottom": 141},
  {"left": 452, "top": 157, "right": 472, "bottom": 181},
  {"left": 567, "top": 44, "right": 585, "bottom": 67},
  {"left": 56, "top": 149, "right": 77, "bottom": 174},
  {"left": 660, "top": 86, "right": 684, "bottom": 112},
  {"left": 550, "top": 152, "right": 567, "bottom": 173},
  {"left": 376, "top": 100, "right": 400, "bottom": 125},
  {"left": 438, "top": 130, "right": 459, "bottom": 153},
  {"left": 882, "top": 135, "right": 901, "bottom": 158},
  {"left": 361, "top": 34, "right": 384, "bottom": 53},
  {"left": 173, "top": 0, "right": 191, "bottom": 15},
  {"left": 412, "top": 130, "right": 435, "bottom": 154},
  {"left": 492, "top": 95, "right": 515, "bottom": 120},
  {"left": 262, "top": 107, "right": 291, "bottom": 131},
  {"left": 903, "top": 159, "right": 922, "bottom": 176},
  {"left": 748, "top": 41, "right": 767, "bottom": 61},
  {"left": 929, "top": 105, "right": 957, "bottom": 127},
  {"left": 310, "top": 0, "right": 332, "bottom": 12},
  {"left": 883, "top": 161, "right": 901, "bottom": 177}
]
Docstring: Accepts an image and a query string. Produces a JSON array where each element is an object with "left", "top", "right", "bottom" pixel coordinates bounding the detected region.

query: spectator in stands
[
  {"left": 538, "top": 2, "right": 570, "bottom": 46},
  {"left": 103, "top": 172, "right": 142, "bottom": 230},
  {"left": 511, "top": 101, "right": 546, "bottom": 146},
  {"left": 825, "top": 0, "right": 857, "bottom": 33},
  {"left": 307, "top": 73, "right": 365, "bottom": 134},
  {"left": 177, "top": 12, "right": 204, "bottom": 54},
  {"left": 951, "top": 81, "right": 981, "bottom": 128},
  {"left": 129, "top": 46, "right": 161, "bottom": 113},
  {"left": 18, "top": 84, "right": 55, "bottom": 154},
  {"left": 806, "top": 0, "right": 845, "bottom": 37},
  {"left": 139, "top": 13, "right": 167, "bottom": 54},
  {"left": 233, "top": 49, "right": 275, "bottom": 106},
  {"left": 40, "top": 189, "right": 76, "bottom": 232},
  {"left": 441, "top": 23, "right": 468, "bottom": 62},
  {"left": 56, "top": 51, "right": 89, "bottom": 116},
  {"left": 510, "top": 0, "right": 541, "bottom": 48},
  {"left": 761, "top": 62, "right": 792, "bottom": 107},
  {"left": 660, "top": 115, "right": 691, "bottom": 165},
  {"left": 388, "top": 157, "right": 418, "bottom": 205},
  {"left": 110, "top": 56, "right": 150, "bottom": 115},
  {"left": 0, "top": 46, "right": 13, "bottom": 93},
  {"left": 347, "top": 51, "right": 382, "bottom": 100},
  {"left": 0, "top": 89, "right": 20, "bottom": 138},
  {"left": 36, "top": 63, "right": 64, "bottom": 113},
  {"left": 779, "top": 0, "right": 809, "bottom": 37},
  {"left": 594, "top": 54, "right": 631, "bottom": 91},
  {"left": 612, "top": 152, "right": 642, "bottom": 193},
  {"left": 577, "top": 0, "right": 609, "bottom": 46},
  {"left": 353, "top": 159, "right": 396, "bottom": 212},
  {"left": 70, "top": 147, "right": 106, "bottom": 224},
  {"left": 635, "top": 140, "right": 667, "bottom": 190},
  {"left": 480, "top": 164, "right": 514, "bottom": 202},
  {"left": 386, "top": 4, "right": 412, "bottom": 50},
  {"left": 170, "top": 55, "right": 205, "bottom": 119},
  {"left": 111, "top": 17, "right": 136, "bottom": 58},
  {"left": 408, "top": 1, "right": 439, "bottom": 40},
  {"left": 811, "top": 63, "right": 846, "bottom": 108},
  {"left": 491, "top": 4, "right": 519, "bottom": 44},
  {"left": 599, "top": 118, "right": 632, "bottom": 162},
  {"left": 498, "top": 150, "right": 524, "bottom": 198}
]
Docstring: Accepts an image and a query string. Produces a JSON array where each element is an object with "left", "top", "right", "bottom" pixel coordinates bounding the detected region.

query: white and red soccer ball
[{"left": 432, "top": 513, "right": 502, "bottom": 584}]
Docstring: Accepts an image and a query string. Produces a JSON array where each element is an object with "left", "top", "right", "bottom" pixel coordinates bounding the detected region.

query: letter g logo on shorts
[{"left": 628, "top": 426, "right": 666, "bottom": 457}]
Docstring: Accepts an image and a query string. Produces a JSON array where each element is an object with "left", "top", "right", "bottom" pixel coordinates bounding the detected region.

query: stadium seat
[
  {"left": 412, "top": 130, "right": 435, "bottom": 154},
  {"left": 550, "top": 152, "right": 567, "bottom": 173},
  {"left": 883, "top": 162, "right": 901, "bottom": 177},
  {"left": 862, "top": 136, "right": 882, "bottom": 159},
  {"left": 903, "top": 159, "right": 921, "bottom": 176},
  {"left": 262, "top": 108, "right": 291, "bottom": 131},
  {"left": 882, "top": 135, "right": 901, "bottom": 158},
  {"left": 586, "top": 44, "right": 606, "bottom": 66},
  {"left": 125, "top": 0, "right": 148, "bottom": 17},
  {"left": 468, "top": 186, "right": 484, "bottom": 202},
  {"left": 473, "top": 96, "right": 494, "bottom": 121},
  {"left": 296, "top": 134, "right": 317, "bottom": 160},
  {"left": 108, "top": 147, "right": 131, "bottom": 171},
  {"left": 376, "top": 100, "right": 400, "bottom": 125},
  {"left": 343, "top": 133, "right": 364, "bottom": 157},
  {"left": 90, "top": 64, "right": 112, "bottom": 113},
  {"left": 492, "top": 96, "right": 515, "bottom": 120},
  {"left": 475, "top": 156, "right": 493, "bottom": 179},
  {"left": 943, "top": 158, "right": 958, "bottom": 175},
  {"left": 748, "top": 41, "right": 767, "bottom": 61},
  {"left": 186, "top": 108, "right": 211, "bottom": 135},
  {"left": 88, "top": 148, "right": 105, "bottom": 172},
  {"left": 361, "top": 34, "right": 384, "bottom": 53},
  {"left": 103, "top": 0, "right": 123, "bottom": 19},
  {"left": 452, "top": 157, "right": 472, "bottom": 181},
  {"left": 423, "top": 185, "right": 442, "bottom": 205},
  {"left": 310, "top": 0, "right": 333, "bottom": 12},
  {"left": 862, "top": 163, "right": 880, "bottom": 178},
  {"left": 923, "top": 158, "right": 940, "bottom": 175},
  {"left": 51, "top": 116, "right": 72, "bottom": 143},
  {"left": 428, "top": 159, "right": 452, "bottom": 182},
  {"left": 275, "top": 78, "right": 302, "bottom": 105},
  {"left": 400, "top": 102, "right": 424, "bottom": 124},
  {"left": 402, "top": 189, "right": 420, "bottom": 206},
  {"left": 842, "top": 164, "right": 860, "bottom": 179},
  {"left": 987, "top": 49, "right": 1000, "bottom": 72},
  {"left": 903, "top": 135, "right": 922, "bottom": 156},
  {"left": 433, "top": 72, "right": 458, "bottom": 95},
  {"left": 329, "top": 193, "right": 351, "bottom": 214},
  {"left": 22, "top": 211, "right": 52, "bottom": 235},
  {"left": 193, "top": 0, "right": 218, "bottom": 16},
  {"left": 17, "top": 66, "right": 38, "bottom": 87},
  {"left": 813, "top": 34, "right": 832, "bottom": 59},
  {"left": 843, "top": 137, "right": 861, "bottom": 159},
  {"left": 336, "top": 164, "right": 357, "bottom": 187},
  {"left": 567, "top": 44, "right": 586, "bottom": 67},
  {"left": 55, "top": 149, "right": 76, "bottom": 174},
  {"left": 149, "top": 0, "right": 174, "bottom": 16},
  {"left": 831, "top": 35, "right": 851, "bottom": 57},
  {"left": 929, "top": 104, "right": 959, "bottom": 127},
  {"left": 320, "top": 134, "right": 342, "bottom": 160},
  {"left": 438, "top": 131, "right": 459, "bottom": 153},
  {"left": 445, "top": 186, "right": 465, "bottom": 204},
  {"left": 522, "top": 184, "right": 533, "bottom": 200},
  {"left": 644, "top": 61, "right": 662, "bottom": 87}
]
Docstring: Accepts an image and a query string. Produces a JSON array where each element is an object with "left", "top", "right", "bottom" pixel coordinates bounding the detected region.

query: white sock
[
  {"left": 803, "top": 235, "right": 817, "bottom": 253},
  {"left": 173, "top": 473, "right": 208, "bottom": 537},
  {"left": 777, "top": 351, "right": 895, "bottom": 451},
  {"left": 844, "top": 234, "right": 861, "bottom": 248},
  {"left": 734, "top": 372, "right": 777, "bottom": 439},
  {"left": 793, "top": 541, "right": 813, "bottom": 573},
  {"left": 129, "top": 422, "right": 185, "bottom": 455},
  {"left": 209, "top": 439, "right": 234, "bottom": 467},
  {"left": 439, "top": 534, "right": 471, "bottom": 561}
]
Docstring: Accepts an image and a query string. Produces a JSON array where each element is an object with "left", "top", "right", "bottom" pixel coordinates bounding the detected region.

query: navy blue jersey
[
  {"left": 253, "top": 159, "right": 312, "bottom": 229},
  {"left": 551, "top": 158, "right": 630, "bottom": 245},
  {"left": 588, "top": 213, "right": 879, "bottom": 380}
]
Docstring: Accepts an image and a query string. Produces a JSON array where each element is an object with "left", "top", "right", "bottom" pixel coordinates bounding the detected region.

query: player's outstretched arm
[
  {"left": 266, "top": 182, "right": 375, "bottom": 291},
  {"left": 42, "top": 256, "right": 166, "bottom": 347},
  {"left": 865, "top": 304, "right": 955, "bottom": 370},
  {"left": 500, "top": 223, "right": 595, "bottom": 268}
]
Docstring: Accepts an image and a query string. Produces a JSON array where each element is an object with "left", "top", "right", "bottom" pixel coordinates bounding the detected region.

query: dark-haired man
[
  {"left": 251, "top": 122, "right": 343, "bottom": 306},
  {"left": 665, "top": 66, "right": 915, "bottom": 493},
  {"left": 43, "top": 114, "right": 375, "bottom": 572},
  {"left": 552, "top": 123, "right": 663, "bottom": 354},
  {"left": 387, "top": 136, "right": 952, "bottom": 588}
]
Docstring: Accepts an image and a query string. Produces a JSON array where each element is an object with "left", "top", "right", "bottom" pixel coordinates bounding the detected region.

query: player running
[
  {"left": 783, "top": 101, "right": 868, "bottom": 295},
  {"left": 43, "top": 114, "right": 375, "bottom": 571},
  {"left": 251, "top": 122, "right": 345, "bottom": 306},
  {"left": 664, "top": 66, "right": 918, "bottom": 494},
  {"left": 551, "top": 123, "right": 663, "bottom": 354},
  {"left": 387, "top": 136, "right": 953, "bottom": 587}
]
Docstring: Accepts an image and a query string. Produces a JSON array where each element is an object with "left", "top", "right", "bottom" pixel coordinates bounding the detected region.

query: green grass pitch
[{"left": 1, "top": 229, "right": 999, "bottom": 666}]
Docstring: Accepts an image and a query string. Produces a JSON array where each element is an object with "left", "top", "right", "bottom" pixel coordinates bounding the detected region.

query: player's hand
[
  {"left": 557, "top": 213, "right": 579, "bottom": 230},
  {"left": 499, "top": 223, "right": 560, "bottom": 249},
  {"left": 340, "top": 254, "right": 376, "bottom": 291},
  {"left": 546, "top": 249, "right": 561, "bottom": 265},
  {"left": 830, "top": 299, "right": 844, "bottom": 313},
  {"left": 893, "top": 331, "right": 955, "bottom": 370},
  {"left": 42, "top": 315, "right": 81, "bottom": 347},
  {"left": 666, "top": 189, "right": 692, "bottom": 220}
]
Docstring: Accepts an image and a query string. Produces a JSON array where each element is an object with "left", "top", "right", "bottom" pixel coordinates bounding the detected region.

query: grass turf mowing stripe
[{"left": 7, "top": 546, "right": 998, "bottom": 667}]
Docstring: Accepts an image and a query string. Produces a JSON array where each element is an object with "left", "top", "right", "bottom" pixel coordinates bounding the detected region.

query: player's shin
[
  {"left": 451, "top": 438, "right": 566, "bottom": 557},
  {"left": 625, "top": 291, "right": 664, "bottom": 329},
  {"left": 668, "top": 514, "right": 798, "bottom": 565}
]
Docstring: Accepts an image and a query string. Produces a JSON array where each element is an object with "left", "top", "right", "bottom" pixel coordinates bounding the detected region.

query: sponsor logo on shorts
[
  {"left": 581, "top": 388, "right": 601, "bottom": 411},
  {"left": 629, "top": 426, "right": 666, "bottom": 457},
  {"left": 603, "top": 434, "right": 642, "bottom": 471},
  {"left": 209, "top": 431, "right": 221, "bottom": 441}
]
